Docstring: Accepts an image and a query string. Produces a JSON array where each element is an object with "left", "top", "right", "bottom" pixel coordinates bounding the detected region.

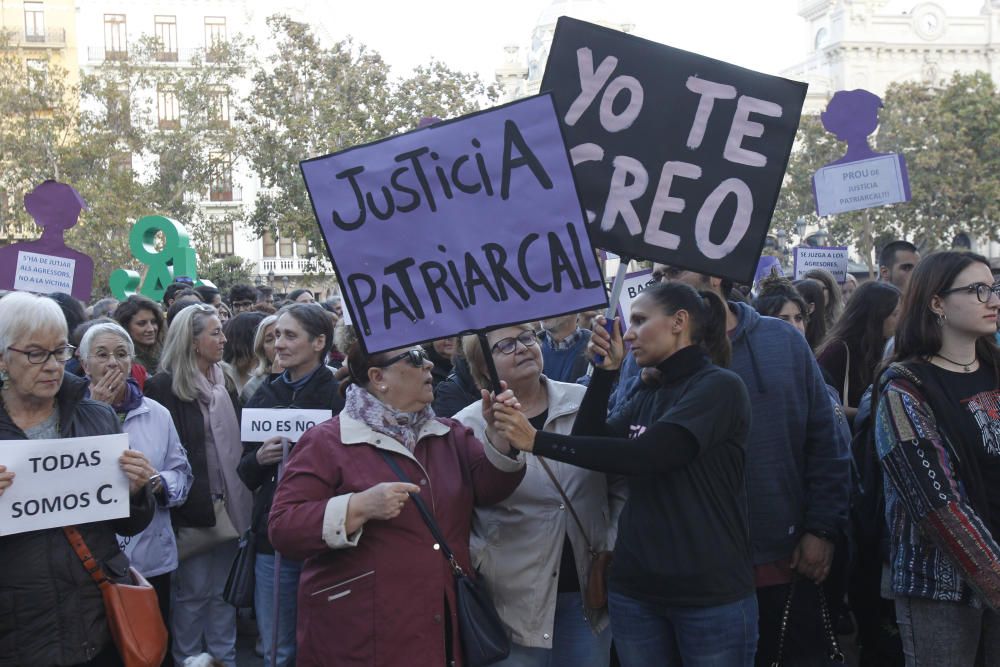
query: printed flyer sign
[
  {"left": 793, "top": 246, "right": 850, "bottom": 283},
  {"left": 13, "top": 251, "right": 76, "bottom": 294},
  {"left": 241, "top": 408, "right": 334, "bottom": 443}
]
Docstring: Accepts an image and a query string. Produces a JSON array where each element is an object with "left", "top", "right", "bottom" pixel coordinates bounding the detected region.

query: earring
[
  {"left": 379, "top": 385, "right": 387, "bottom": 392},
  {"left": 936, "top": 313, "right": 947, "bottom": 327},
  {"left": 0, "top": 369, "right": 8, "bottom": 385}
]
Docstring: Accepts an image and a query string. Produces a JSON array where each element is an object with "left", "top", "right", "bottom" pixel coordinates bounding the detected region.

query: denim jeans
[
  {"left": 494, "top": 592, "right": 612, "bottom": 667},
  {"left": 255, "top": 554, "right": 302, "bottom": 667},
  {"left": 895, "top": 596, "right": 1000, "bottom": 667},
  {"left": 608, "top": 591, "right": 758, "bottom": 667}
]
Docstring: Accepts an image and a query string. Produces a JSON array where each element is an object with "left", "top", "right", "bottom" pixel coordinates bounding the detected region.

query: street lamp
[
  {"left": 281, "top": 275, "right": 290, "bottom": 292},
  {"left": 267, "top": 269, "right": 275, "bottom": 286},
  {"left": 795, "top": 217, "right": 808, "bottom": 244}
]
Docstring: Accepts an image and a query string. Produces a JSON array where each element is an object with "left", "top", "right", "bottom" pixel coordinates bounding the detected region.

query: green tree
[
  {"left": 774, "top": 72, "right": 1000, "bottom": 272},
  {"left": 239, "top": 15, "right": 497, "bottom": 270}
]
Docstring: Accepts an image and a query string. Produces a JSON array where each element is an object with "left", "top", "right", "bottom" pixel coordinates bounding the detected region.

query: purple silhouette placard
[
  {"left": 812, "top": 90, "right": 911, "bottom": 216},
  {"left": 0, "top": 181, "right": 94, "bottom": 301},
  {"left": 753, "top": 255, "right": 783, "bottom": 289}
]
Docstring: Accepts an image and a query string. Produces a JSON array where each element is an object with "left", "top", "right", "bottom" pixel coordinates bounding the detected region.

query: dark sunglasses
[
  {"left": 491, "top": 331, "right": 537, "bottom": 355},
  {"left": 374, "top": 348, "right": 430, "bottom": 368}
]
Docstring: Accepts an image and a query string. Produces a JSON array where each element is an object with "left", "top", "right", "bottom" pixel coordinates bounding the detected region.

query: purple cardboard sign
[
  {"left": 753, "top": 255, "right": 783, "bottom": 288},
  {"left": 812, "top": 89, "right": 911, "bottom": 216},
  {"left": 0, "top": 180, "right": 95, "bottom": 301},
  {"left": 300, "top": 94, "right": 608, "bottom": 354}
]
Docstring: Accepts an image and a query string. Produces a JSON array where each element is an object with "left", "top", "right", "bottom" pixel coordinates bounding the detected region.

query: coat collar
[
  {"left": 339, "top": 412, "right": 450, "bottom": 458},
  {"left": 538, "top": 375, "right": 582, "bottom": 424}
]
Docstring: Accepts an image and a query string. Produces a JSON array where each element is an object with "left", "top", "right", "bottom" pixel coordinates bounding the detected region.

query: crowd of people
[{"left": 1, "top": 238, "right": 1000, "bottom": 667}]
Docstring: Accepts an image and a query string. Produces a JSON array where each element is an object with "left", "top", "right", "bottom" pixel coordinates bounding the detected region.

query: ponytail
[{"left": 697, "top": 290, "right": 732, "bottom": 368}]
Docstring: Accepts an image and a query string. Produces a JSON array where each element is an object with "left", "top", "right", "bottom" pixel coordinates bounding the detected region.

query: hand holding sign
[
  {"left": 256, "top": 436, "right": 286, "bottom": 466},
  {"left": 588, "top": 315, "right": 623, "bottom": 371},
  {"left": 119, "top": 449, "right": 156, "bottom": 495},
  {"left": 0, "top": 465, "right": 13, "bottom": 497}
]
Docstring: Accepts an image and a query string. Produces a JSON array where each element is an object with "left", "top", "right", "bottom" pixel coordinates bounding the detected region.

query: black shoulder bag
[{"left": 380, "top": 451, "right": 510, "bottom": 667}]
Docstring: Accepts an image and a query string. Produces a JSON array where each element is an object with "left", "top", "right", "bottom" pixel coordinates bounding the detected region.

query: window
[
  {"left": 208, "top": 153, "right": 233, "bottom": 201},
  {"left": 211, "top": 222, "right": 234, "bottom": 257},
  {"left": 295, "top": 237, "right": 310, "bottom": 256},
  {"left": 157, "top": 87, "right": 179, "bottom": 129},
  {"left": 204, "top": 17, "right": 226, "bottom": 62},
  {"left": 26, "top": 59, "right": 48, "bottom": 93},
  {"left": 24, "top": 2, "right": 45, "bottom": 42},
  {"left": 208, "top": 87, "right": 230, "bottom": 126},
  {"left": 104, "top": 14, "right": 127, "bottom": 60},
  {"left": 262, "top": 230, "right": 276, "bottom": 257},
  {"left": 154, "top": 16, "right": 177, "bottom": 61},
  {"left": 278, "top": 235, "right": 293, "bottom": 258}
]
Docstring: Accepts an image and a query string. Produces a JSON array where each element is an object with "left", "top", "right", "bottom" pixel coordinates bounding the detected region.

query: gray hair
[
  {"left": 91, "top": 297, "right": 120, "bottom": 320},
  {"left": 160, "top": 303, "right": 234, "bottom": 401},
  {"left": 0, "top": 292, "right": 68, "bottom": 355},
  {"left": 251, "top": 314, "right": 279, "bottom": 378},
  {"left": 79, "top": 321, "right": 134, "bottom": 360}
]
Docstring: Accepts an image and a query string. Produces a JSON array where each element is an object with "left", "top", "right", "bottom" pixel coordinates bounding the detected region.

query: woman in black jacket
[
  {"left": 237, "top": 304, "right": 344, "bottom": 667},
  {"left": 0, "top": 292, "right": 155, "bottom": 666},
  {"left": 144, "top": 304, "right": 252, "bottom": 666},
  {"left": 493, "top": 283, "right": 756, "bottom": 667}
]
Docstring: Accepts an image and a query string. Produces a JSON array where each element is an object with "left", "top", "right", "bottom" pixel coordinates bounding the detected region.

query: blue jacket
[{"left": 729, "top": 301, "right": 850, "bottom": 564}]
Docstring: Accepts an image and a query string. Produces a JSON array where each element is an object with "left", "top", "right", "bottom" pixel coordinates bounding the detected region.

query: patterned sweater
[{"left": 875, "top": 362, "right": 1000, "bottom": 609}]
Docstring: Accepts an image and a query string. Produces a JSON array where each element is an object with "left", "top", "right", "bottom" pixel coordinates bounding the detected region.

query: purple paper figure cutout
[
  {"left": 0, "top": 180, "right": 95, "bottom": 301},
  {"left": 820, "top": 89, "right": 888, "bottom": 166}
]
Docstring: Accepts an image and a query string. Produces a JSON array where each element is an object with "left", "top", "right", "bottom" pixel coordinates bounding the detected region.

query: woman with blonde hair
[
  {"left": 240, "top": 314, "right": 279, "bottom": 404},
  {"left": 145, "top": 304, "right": 252, "bottom": 667}
]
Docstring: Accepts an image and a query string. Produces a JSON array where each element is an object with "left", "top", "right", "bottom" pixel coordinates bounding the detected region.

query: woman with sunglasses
[
  {"left": 144, "top": 304, "right": 253, "bottom": 666},
  {"left": 0, "top": 292, "right": 155, "bottom": 666},
  {"left": 875, "top": 251, "right": 1000, "bottom": 666},
  {"left": 454, "top": 324, "right": 626, "bottom": 667},
  {"left": 269, "top": 327, "right": 526, "bottom": 667}
]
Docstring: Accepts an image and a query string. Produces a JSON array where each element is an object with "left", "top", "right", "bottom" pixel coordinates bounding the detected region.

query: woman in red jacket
[{"left": 269, "top": 333, "right": 526, "bottom": 666}]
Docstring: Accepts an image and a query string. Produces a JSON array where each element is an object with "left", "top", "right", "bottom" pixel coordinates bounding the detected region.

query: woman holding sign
[
  {"left": 268, "top": 327, "right": 526, "bottom": 667},
  {"left": 492, "top": 283, "right": 757, "bottom": 667},
  {"left": 455, "top": 324, "right": 625, "bottom": 667},
  {"left": 0, "top": 291, "right": 156, "bottom": 666},
  {"left": 237, "top": 304, "right": 345, "bottom": 667},
  {"left": 145, "top": 304, "right": 252, "bottom": 667}
]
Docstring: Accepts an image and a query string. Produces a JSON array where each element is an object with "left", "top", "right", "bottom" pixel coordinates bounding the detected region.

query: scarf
[
  {"left": 193, "top": 364, "right": 253, "bottom": 535},
  {"left": 343, "top": 383, "right": 434, "bottom": 452},
  {"left": 112, "top": 378, "right": 144, "bottom": 415}
]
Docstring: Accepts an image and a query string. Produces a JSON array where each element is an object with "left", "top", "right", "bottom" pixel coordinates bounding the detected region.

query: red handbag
[{"left": 63, "top": 526, "right": 168, "bottom": 667}]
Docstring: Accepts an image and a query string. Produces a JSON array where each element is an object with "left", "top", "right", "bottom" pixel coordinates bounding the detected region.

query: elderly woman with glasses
[
  {"left": 79, "top": 321, "right": 193, "bottom": 639},
  {"left": 0, "top": 292, "right": 155, "bottom": 667},
  {"left": 269, "top": 329, "right": 527, "bottom": 667},
  {"left": 455, "top": 325, "right": 626, "bottom": 667},
  {"left": 144, "top": 304, "right": 252, "bottom": 667}
]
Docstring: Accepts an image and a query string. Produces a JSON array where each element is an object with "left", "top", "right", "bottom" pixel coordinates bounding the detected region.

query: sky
[{"left": 313, "top": 0, "right": 986, "bottom": 84}]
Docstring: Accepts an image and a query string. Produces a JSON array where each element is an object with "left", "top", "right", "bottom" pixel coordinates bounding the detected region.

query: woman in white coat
[{"left": 455, "top": 324, "right": 627, "bottom": 667}]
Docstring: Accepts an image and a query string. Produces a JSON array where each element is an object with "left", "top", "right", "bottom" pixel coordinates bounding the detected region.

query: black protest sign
[{"left": 541, "top": 17, "right": 807, "bottom": 284}]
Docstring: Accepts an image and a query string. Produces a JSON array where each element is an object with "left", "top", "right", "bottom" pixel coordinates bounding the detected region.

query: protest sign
[
  {"left": 812, "top": 89, "right": 911, "bottom": 216},
  {"left": 541, "top": 17, "right": 807, "bottom": 284},
  {"left": 0, "top": 180, "right": 95, "bottom": 301},
  {"left": 301, "top": 94, "right": 607, "bottom": 354},
  {"left": 241, "top": 408, "right": 333, "bottom": 443},
  {"left": 616, "top": 268, "right": 656, "bottom": 330},
  {"left": 793, "top": 246, "right": 850, "bottom": 283},
  {"left": 0, "top": 433, "right": 130, "bottom": 536}
]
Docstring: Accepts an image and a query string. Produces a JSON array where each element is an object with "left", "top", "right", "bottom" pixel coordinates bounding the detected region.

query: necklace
[{"left": 935, "top": 352, "right": 978, "bottom": 373}]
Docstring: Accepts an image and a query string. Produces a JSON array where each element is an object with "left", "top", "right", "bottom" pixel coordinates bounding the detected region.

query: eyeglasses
[
  {"left": 7, "top": 345, "right": 76, "bottom": 364},
  {"left": 939, "top": 282, "right": 1000, "bottom": 303},
  {"left": 374, "top": 348, "right": 430, "bottom": 368},
  {"left": 491, "top": 331, "right": 537, "bottom": 355},
  {"left": 651, "top": 266, "right": 683, "bottom": 283}
]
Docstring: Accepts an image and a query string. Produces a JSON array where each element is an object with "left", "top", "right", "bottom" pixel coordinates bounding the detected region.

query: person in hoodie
[
  {"left": 238, "top": 303, "right": 345, "bottom": 667},
  {"left": 638, "top": 263, "right": 851, "bottom": 667}
]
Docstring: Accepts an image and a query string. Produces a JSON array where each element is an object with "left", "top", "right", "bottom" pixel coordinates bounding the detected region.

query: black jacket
[
  {"left": 432, "top": 356, "right": 481, "bottom": 418},
  {"left": 237, "top": 366, "right": 344, "bottom": 554},
  {"left": 0, "top": 373, "right": 154, "bottom": 666},
  {"left": 144, "top": 371, "right": 241, "bottom": 529}
]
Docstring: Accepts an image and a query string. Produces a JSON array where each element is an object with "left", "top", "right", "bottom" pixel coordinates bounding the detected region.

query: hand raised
[{"left": 588, "top": 316, "right": 624, "bottom": 371}]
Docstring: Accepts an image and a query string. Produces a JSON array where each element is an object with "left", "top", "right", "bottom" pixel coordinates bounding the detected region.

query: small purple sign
[{"left": 300, "top": 94, "right": 607, "bottom": 354}]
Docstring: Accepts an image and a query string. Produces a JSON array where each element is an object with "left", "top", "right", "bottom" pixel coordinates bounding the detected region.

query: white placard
[
  {"left": 617, "top": 269, "right": 656, "bottom": 331},
  {"left": 813, "top": 154, "right": 909, "bottom": 216},
  {"left": 241, "top": 408, "right": 333, "bottom": 442},
  {"left": 0, "top": 433, "right": 130, "bottom": 536},
  {"left": 13, "top": 251, "right": 76, "bottom": 295},
  {"left": 793, "top": 246, "right": 850, "bottom": 283}
]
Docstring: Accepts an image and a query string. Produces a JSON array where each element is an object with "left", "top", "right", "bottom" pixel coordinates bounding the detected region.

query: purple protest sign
[
  {"left": 300, "top": 94, "right": 607, "bottom": 354},
  {"left": 0, "top": 180, "right": 95, "bottom": 301}
]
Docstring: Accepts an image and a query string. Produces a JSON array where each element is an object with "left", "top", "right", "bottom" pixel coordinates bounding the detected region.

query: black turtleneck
[{"left": 532, "top": 345, "right": 707, "bottom": 475}]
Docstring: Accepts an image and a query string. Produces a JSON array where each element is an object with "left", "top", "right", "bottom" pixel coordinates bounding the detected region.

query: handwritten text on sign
[
  {"left": 542, "top": 18, "right": 806, "bottom": 283},
  {"left": 616, "top": 269, "right": 656, "bottom": 332},
  {"left": 0, "top": 434, "right": 130, "bottom": 536},
  {"left": 13, "top": 250, "right": 76, "bottom": 295},
  {"left": 241, "top": 408, "right": 333, "bottom": 443},
  {"left": 301, "top": 94, "right": 607, "bottom": 354}
]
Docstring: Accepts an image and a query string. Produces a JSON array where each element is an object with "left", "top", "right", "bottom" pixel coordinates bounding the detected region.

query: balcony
[
  {"left": 1, "top": 28, "right": 66, "bottom": 48},
  {"left": 204, "top": 186, "right": 243, "bottom": 204},
  {"left": 259, "top": 258, "right": 316, "bottom": 275}
]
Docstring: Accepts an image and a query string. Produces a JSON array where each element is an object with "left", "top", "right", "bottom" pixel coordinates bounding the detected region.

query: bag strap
[
  {"left": 536, "top": 456, "right": 595, "bottom": 555},
  {"left": 841, "top": 341, "right": 851, "bottom": 408},
  {"left": 772, "top": 576, "right": 844, "bottom": 666},
  {"left": 379, "top": 451, "right": 465, "bottom": 576},
  {"left": 63, "top": 526, "right": 111, "bottom": 591}
]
